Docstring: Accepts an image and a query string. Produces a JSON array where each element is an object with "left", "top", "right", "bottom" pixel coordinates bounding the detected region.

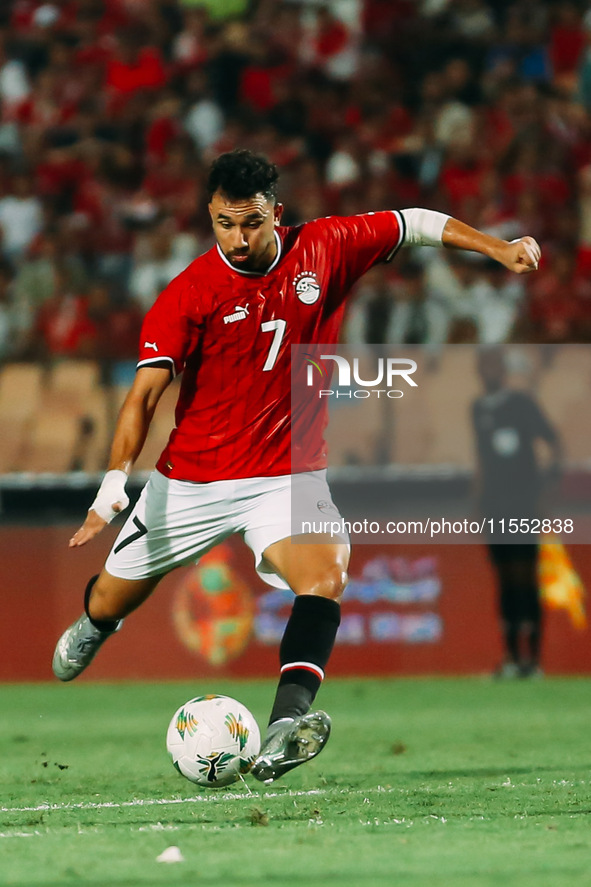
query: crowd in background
[{"left": 1, "top": 0, "right": 591, "bottom": 363}]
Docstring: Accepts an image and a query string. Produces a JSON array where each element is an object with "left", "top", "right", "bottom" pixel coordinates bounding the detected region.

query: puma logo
[
  {"left": 223, "top": 304, "right": 249, "bottom": 324},
  {"left": 144, "top": 341, "right": 158, "bottom": 351}
]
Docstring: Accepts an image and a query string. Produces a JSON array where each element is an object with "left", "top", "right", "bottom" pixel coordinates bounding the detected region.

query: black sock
[
  {"left": 527, "top": 623, "right": 542, "bottom": 666},
  {"left": 522, "top": 586, "right": 542, "bottom": 665},
  {"left": 268, "top": 595, "right": 341, "bottom": 725},
  {"left": 84, "top": 575, "right": 119, "bottom": 632},
  {"left": 499, "top": 581, "right": 520, "bottom": 663},
  {"left": 503, "top": 621, "right": 520, "bottom": 664},
  {"left": 496, "top": 551, "right": 540, "bottom": 667}
]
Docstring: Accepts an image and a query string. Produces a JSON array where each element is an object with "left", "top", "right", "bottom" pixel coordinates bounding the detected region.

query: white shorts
[{"left": 105, "top": 469, "right": 348, "bottom": 590}]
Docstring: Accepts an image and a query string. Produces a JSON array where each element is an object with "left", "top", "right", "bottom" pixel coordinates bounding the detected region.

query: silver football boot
[
  {"left": 52, "top": 614, "right": 122, "bottom": 681},
  {"left": 251, "top": 710, "right": 331, "bottom": 784}
]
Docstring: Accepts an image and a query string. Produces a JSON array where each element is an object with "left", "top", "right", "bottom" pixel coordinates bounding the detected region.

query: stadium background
[{"left": 1, "top": 0, "right": 591, "bottom": 681}]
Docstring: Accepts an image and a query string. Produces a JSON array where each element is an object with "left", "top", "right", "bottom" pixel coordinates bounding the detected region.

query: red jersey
[{"left": 137, "top": 212, "right": 404, "bottom": 481}]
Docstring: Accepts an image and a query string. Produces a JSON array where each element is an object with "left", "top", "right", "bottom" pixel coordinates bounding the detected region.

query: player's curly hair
[{"left": 207, "top": 150, "right": 279, "bottom": 203}]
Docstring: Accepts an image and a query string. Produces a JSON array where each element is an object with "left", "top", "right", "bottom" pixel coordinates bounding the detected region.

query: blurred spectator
[
  {"left": 306, "top": 5, "right": 359, "bottom": 81},
  {"left": 423, "top": 251, "right": 482, "bottom": 344},
  {"left": 386, "top": 261, "right": 431, "bottom": 345},
  {"left": 184, "top": 70, "right": 225, "bottom": 152},
  {"left": 439, "top": 140, "right": 487, "bottom": 219},
  {"left": 472, "top": 258, "right": 524, "bottom": 344},
  {"left": 550, "top": 2, "right": 586, "bottom": 93},
  {"left": 344, "top": 265, "right": 398, "bottom": 345},
  {"left": 524, "top": 246, "right": 591, "bottom": 343},
  {"left": 141, "top": 141, "right": 200, "bottom": 225},
  {"left": 172, "top": 7, "right": 208, "bottom": 70},
  {"left": 433, "top": 60, "right": 477, "bottom": 149},
  {"left": 0, "top": 172, "right": 43, "bottom": 262},
  {"left": 207, "top": 21, "right": 252, "bottom": 112},
  {"left": 34, "top": 267, "right": 97, "bottom": 358},
  {"left": 129, "top": 217, "right": 199, "bottom": 313},
  {"left": 86, "top": 280, "right": 143, "bottom": 361},
  {"left": 105, "top": 29, "right": 167, "bottom": 101},
  {"left": 14, "top": 229, "right": 87, "bottom": 313},
  {"left": 0, "top": 259, "right": 32, "bottom": 359},
  {"left": 486, "top": 9, "right": 551, "bottom": 84},
  {"left": 346, "top": 262, "right": 431, "bottom": 346},
  {"left": 0, "top": 37, "right": 30, "bottom": 106},
  {"left": 325, "top": 135, "right": 363, "bottom": 188},
  {"left": 144, "top": 93, "right": 184, "bottom": 165}
]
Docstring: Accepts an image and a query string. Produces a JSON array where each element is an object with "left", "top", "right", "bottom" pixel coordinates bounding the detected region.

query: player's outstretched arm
[
  {"left": 441, "top": 217, "right": 541, "bottom": 274},
  {"left": 400, "top": 209, "right": 541, "bottom": 272},
  {"left": 69, "top": 367, "right": 171, "bottom": 548}
]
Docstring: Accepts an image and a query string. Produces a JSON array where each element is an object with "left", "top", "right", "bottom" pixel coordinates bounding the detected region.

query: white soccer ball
[{"left": 166, "top": 694, "right": 261, "bottom": 788}]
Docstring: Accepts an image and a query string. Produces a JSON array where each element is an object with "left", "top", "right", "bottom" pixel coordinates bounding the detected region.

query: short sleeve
[
  {"left": 136, "top": 274, "right": 202, "bottom": 377},
  {"left": 311, "top": 211, "right": 405, "bottom": 297}
]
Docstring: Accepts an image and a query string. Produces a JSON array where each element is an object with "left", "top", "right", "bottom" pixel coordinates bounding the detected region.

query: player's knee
[{"left": 300, "top": 564, "right": 348, "bottom": 601}]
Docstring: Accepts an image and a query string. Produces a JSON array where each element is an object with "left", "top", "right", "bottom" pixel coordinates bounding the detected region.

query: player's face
[
  {"left": 478, "top": 350, "right": 506, "bottom": 392},
  {"left": 209, "top": 191, "right": 283, "bottom": 272}
]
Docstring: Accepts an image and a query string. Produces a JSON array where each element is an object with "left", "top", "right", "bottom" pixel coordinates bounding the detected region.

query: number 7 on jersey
[{"left": 261, "top": 319, "right": 286, "bottom": 371}]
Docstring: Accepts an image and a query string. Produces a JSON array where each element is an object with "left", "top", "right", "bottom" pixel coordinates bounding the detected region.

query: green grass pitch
[{"left": 1, "top": 678, "right": 591, "bottom": 887}]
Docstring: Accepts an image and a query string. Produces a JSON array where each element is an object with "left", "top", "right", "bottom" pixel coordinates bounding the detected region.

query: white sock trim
[{"left": 280, "top": 661, "right": 325, "bottom": 680}]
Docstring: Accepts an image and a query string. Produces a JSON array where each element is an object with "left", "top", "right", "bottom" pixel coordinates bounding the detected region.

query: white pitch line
[
  {"left": 1, "top": 785, "right": 391, "bottom": 815},
  {"left": 0, "top": 831, "right": 41, "bottom": 838},
  {"left": 6, "top": 776, "right": 565, "bottom": 816}
]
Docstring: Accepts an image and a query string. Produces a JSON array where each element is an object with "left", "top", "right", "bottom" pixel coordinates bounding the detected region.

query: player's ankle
[
  {"left": 88, "top": 615, "right": 120, "bottom": 632},
  {"left": 268, "top": 683, "right": 312, "bottom": 725}
]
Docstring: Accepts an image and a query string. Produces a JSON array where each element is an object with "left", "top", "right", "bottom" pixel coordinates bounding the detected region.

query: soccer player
[
  {"left": 53, "top": 150, "right": 541, "bottom": 782},
  {"left": 473, "top": 347, "right": 561, "bottom": 678}
]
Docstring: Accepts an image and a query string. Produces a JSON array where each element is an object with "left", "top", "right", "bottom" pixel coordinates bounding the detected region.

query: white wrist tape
[
  {"left": 400, "top": 208, "right": 450, "bottom": 247},
  {"left": 90, "top": 469, "right": 129, "bottom": 523}
]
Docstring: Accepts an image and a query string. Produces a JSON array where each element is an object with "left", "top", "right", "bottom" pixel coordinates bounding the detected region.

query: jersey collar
[{"left": 216, "top": 230, "right": 282, "bottom": 276}]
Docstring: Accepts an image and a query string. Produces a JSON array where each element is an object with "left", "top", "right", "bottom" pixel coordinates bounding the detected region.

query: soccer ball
[{"left": 166, "top": 694, "right": 261, "bottom": 788}]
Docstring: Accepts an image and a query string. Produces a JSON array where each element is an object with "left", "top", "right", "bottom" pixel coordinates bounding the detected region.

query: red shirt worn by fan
[{"left": 137, "top": 212, "right": 403, "bottom": 482}]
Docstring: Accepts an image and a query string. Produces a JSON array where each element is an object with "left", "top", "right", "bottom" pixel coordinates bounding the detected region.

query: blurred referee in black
[{"left": 472, "top": 347, "right": 562, "bottom": 678}]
